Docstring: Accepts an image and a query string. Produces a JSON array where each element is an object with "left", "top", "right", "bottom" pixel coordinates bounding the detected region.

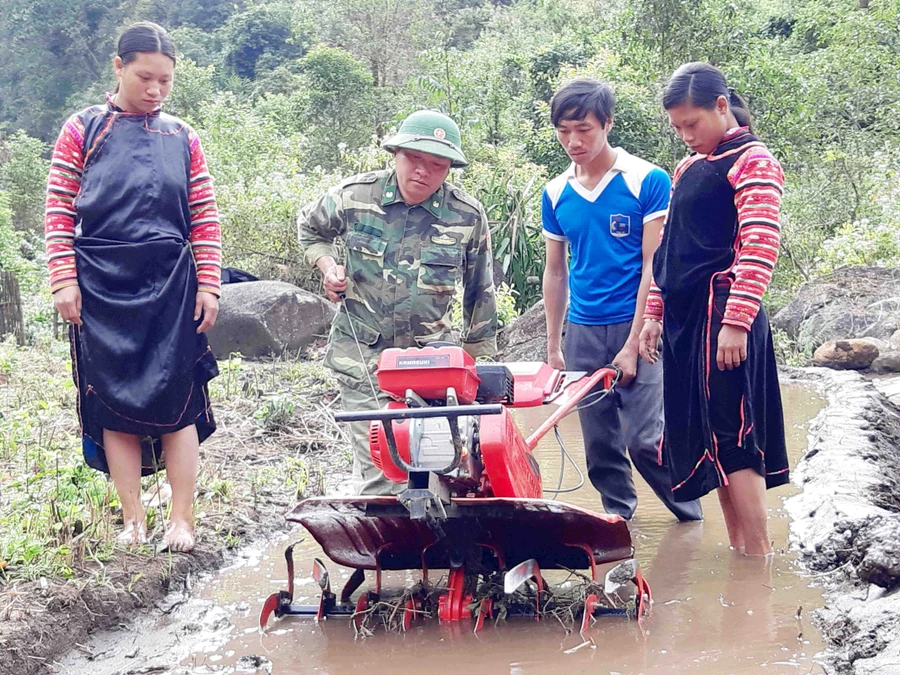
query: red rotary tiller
[{"left": 260, "top": 345, "right": 651, "bottom": 633}]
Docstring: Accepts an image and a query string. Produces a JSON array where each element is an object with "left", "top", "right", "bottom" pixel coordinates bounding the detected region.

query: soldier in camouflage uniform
[{"left": 297, "top": 110, "right": 498, "bottom": 495}]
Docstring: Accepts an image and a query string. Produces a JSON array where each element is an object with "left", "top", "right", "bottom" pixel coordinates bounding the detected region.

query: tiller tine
[
  {"left": 352, "top": 591, "right": 377, "bottom": 635},
  {"left": 578, "top": 561, "right": 654, "bottom": 635},
  {"left": 437, "top": 566, "right": 473, "bottom": 622},
  {"left": 340, "top": 567, "right": 366, "bottom": 603},
  {"left": 504, "top": 558, "right": 544, "bottom": 595},
  {"left": 312, "top": 557, "right": 330, "bottom": 591},
  {"left": 633, "top": 566, "right": 652, "bottom": 619},
  {"left": 474, "top": 597, "right": 494, "bottom": 634},
  {"left": 581, "top": 594, "right": 599, "bottom": 636},
  {"left": 259, "top": 592, "right": 283, "bottom": 631},
  {"left": 402, "top": 597, "right": 417, "bottom": 632},
  {"left": 603, "top": 558, "right": 652, "bottom": 617},
  {"left": 504, "top": 558, "right": 545, "bottom": 618},
  {"left": 259, "top": 540, "right": 302, "bottom": 630},
  {"left": 312, "top": 558, "right": 336, "bottom": 622}
]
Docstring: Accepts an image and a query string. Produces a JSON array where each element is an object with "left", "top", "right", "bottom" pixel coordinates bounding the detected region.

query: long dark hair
[
  {"left": 117, "top": 21, "right": 176, "bottom": 65},
  {"left": 662, "top": 62, "right": 752, "bottom": 131}
]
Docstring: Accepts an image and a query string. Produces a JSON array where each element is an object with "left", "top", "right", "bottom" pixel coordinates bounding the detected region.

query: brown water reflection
[{"left": 188, "top": 384, "right": 826, "bottom": 674}]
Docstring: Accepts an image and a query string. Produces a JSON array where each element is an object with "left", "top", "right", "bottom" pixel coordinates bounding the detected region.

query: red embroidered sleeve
[
  {"left": 644, "top": 246, "right": 664, "bottom": 321},
  {"left": 187, "top": 130, "right": 222, "bottom": 296},
  {"left": 723, "top": 148, "right": 784, "bottom": 330},
  {"left": 45, "top": 116, "right": 85, "bottom": 293}
]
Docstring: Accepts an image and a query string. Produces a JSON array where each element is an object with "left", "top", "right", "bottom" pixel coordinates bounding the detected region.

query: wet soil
[
  {"left": 0, "top": 358, "right": 350, "bottom": 675},
  {"left": 53, "top": 384, "right": 829, "bottom": 675},
  {"left": 785, "top": 370, "right": 900, "bottom": 673}
]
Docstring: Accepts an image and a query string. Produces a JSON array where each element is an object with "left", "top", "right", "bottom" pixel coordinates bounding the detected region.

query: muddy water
[{"left": 56, "top": 385, "right": 827, "bottom": 675}]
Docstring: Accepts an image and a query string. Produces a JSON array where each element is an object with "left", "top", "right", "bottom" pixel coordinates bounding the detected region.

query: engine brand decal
[{"left": 396, "top": 355, "right": 451, "bottom": 368}]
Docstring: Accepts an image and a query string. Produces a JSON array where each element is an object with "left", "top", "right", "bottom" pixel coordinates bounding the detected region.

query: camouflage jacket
[{"left": 298, "top": 169, "right": 497, "bottom": 381}]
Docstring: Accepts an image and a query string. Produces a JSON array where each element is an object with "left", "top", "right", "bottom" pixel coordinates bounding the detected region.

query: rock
[
  {"left": 771, "top": 266, "right": 900, "bottom": 352},
  {"left": 861, "top": 337, "right": 890, "bottom": 351},
  {"left": 854, "top": 516, "right": 900, "bottom": 590},
  {"left": 499, "top": 299, "right": 559, "bottom": 363},
  {"left": 207, "top": 281, "right": 336, "bottom": 359},
  {"left": 889, "top": 330, "right": 900, "bottom": 351},
  {"left": 872, "top": 376, "right": 900, "bottom": 407},
  {"left": 870, "top": 351, "right": 900, "bottom": 374},
  {"left": 812, "top": 339, "right": 879, "bottom": 370}
]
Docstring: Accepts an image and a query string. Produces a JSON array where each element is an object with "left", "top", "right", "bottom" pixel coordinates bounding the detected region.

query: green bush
[
  {"left": 194, "top": 93, "right": 344, "bottom": 286},
  {"left": 0, "top": 192, "right": 42, "bottom": 293},
  {"left": 461, "top": 150, "right": 548, "bottom": 311},
  {"left": 0, "top": 130, "right": 47, "bottom": 235}
]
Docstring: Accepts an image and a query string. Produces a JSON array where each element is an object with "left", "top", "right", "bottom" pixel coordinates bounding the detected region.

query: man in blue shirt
[{"left": 542, "top": 78, "right": 702, "bottom": 521}]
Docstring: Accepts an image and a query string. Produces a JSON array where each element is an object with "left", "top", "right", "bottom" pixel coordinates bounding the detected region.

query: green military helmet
[{"left": 382, "top": 110, "right": 468, "bottom": 168}]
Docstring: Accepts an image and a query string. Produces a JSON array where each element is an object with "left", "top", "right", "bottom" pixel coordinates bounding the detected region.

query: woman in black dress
[
  {"left": 46, "top": 23, "right": 221, "bottom": 551},
  {"left": 639, "top": 63, "right": 788, "bottom": 556}
]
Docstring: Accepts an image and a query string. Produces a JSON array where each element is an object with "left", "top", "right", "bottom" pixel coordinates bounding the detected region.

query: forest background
[
  {"left": 0, "top": 0, "right": 898, "bottom": 598},
  {"left": 1, "top": 0, "right": 899, "bottom": 352}
]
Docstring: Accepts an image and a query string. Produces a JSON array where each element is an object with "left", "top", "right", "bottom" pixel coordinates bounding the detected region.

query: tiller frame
[{"left": 260, "top": 348, "right": 652, "bottom": 633}]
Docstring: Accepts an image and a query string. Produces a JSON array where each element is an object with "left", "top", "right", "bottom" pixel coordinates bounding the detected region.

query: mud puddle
[{"left": 54, "top": 384, "right": 827, "bottom": 675}]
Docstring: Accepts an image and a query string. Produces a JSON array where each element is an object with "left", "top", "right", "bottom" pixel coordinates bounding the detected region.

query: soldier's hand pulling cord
[{"left": 323, "top": 264, "right": 347, "bottom": 302}]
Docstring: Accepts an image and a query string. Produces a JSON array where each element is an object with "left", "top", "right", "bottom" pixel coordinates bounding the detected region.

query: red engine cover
[
  {"left": 369, "top": 402, "right": 412, "bottom": 484},
  {"left": 479, "top": 407, "right": 542, "bottom": 499},
  {"left": 376, "top": 346, "right": 480, "bottom": 403}
]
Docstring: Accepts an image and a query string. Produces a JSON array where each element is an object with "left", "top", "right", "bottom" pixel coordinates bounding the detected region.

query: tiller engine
[{"left": 260, "top": 345, "right": 651, "bottom": 634}]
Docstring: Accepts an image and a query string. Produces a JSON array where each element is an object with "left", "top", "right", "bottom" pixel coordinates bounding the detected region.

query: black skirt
[
  {"left": 661, "top": 279, "right": 789, "bottom": 502},
  {"left": 71, "top": 237, "right": 217, "bottom": 476}
]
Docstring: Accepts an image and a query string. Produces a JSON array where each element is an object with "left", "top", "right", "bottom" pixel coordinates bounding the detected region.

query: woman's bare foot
[
  {"left": 116, "top": 519, "right": 148, "bottom": 546},
  {"left": 162, "top": 519, "right": 195, "bottom": 553}
]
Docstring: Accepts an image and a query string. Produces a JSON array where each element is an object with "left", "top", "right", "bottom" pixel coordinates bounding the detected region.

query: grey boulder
[
  {"left": 772, "top": 266, "right": 900, "bottom": 352},
  {"left": 207, "top": 281, "right": 336, "bottom": 359},
  {"left": 500, "top": 299, "right": 557, "bottom": 363}
]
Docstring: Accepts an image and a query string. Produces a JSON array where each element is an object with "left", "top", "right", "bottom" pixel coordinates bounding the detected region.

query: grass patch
[{"left": 0, "top": 335, "right": 349, "bottom": 585}]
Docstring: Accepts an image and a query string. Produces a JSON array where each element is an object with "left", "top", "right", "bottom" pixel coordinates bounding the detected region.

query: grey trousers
[{"left": 563, "top": 321, "right": 702, "bottom": 521}]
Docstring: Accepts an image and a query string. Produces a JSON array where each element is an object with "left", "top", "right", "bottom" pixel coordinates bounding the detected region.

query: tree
[
  {"left": 220, "top": 3, "right": 305, "bottom": 79},
  {"left": 0, "top": 131, "right": 48, "bottom": 235},
  {"left": 295, "top": 46, "right": 376, "bottom": 167},
  {"left": 306, "top": 0, "right": 431, "bottom": 87}
]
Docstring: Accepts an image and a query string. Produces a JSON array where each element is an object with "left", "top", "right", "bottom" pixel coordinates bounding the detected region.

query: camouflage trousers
[
  {"left": 326, "top": 308, "right": 410, "bottom": 496},
  {"left": 338, "top": 379, "right": 404, "bottom": 496}
]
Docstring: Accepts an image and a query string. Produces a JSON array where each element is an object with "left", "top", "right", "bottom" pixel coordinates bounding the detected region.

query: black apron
[
  {"left": 653, "top": 130, "right": 788, "bottom": 502},
  {"left": 69, "top": 104, "right": 217, "bottom": 475}
]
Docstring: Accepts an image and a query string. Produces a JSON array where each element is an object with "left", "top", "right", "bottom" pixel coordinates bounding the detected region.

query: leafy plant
[{"left": 462, "top": 151, "right": 548, "bottom": 311}]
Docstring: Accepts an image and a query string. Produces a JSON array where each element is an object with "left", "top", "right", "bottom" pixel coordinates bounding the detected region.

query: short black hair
[{"left": 550, "top": 78, "right": 615, "bottom": 127}]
